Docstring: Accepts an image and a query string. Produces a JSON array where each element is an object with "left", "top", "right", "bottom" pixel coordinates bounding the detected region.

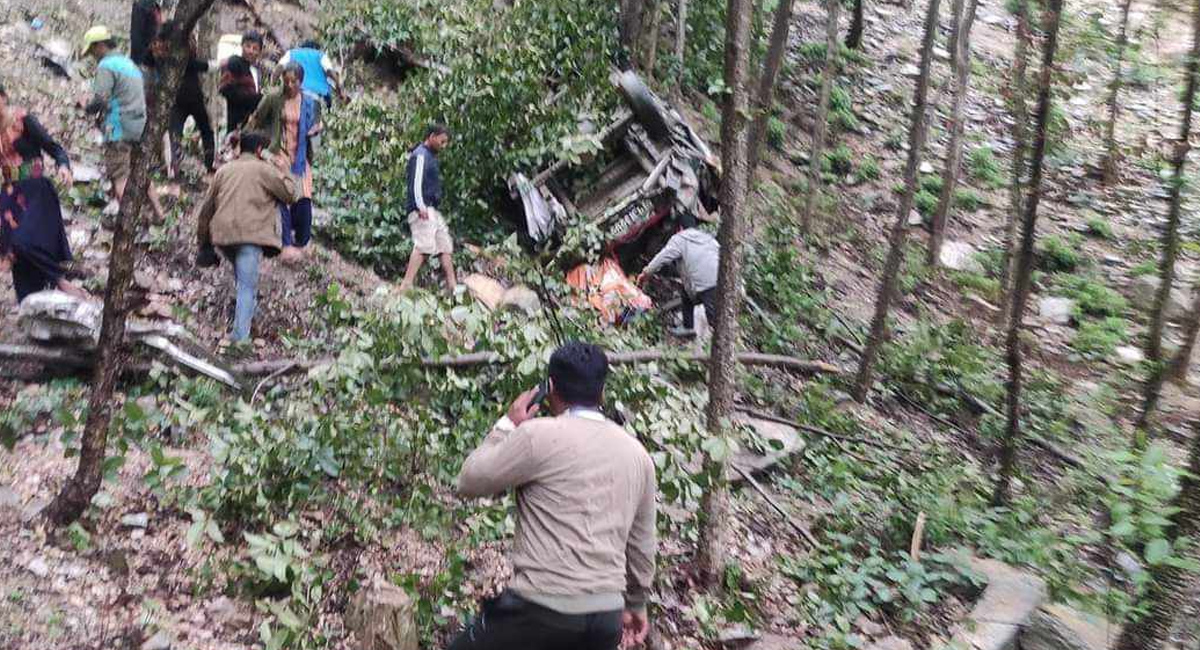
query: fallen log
[{"left": 0, "top": 344, "right": 92, "bottom": 367}]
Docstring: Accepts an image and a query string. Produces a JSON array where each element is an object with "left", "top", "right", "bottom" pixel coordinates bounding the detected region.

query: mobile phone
[{"left": 528, "top": 379, "right": 549, "bottom": 413}]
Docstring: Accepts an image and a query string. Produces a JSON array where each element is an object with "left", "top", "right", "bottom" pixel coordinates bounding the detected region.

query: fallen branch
[
  {"left": 229, "top": 0, "right": 288, "bottom": 50},
  {"left": 935, "top": 382, "right": 1085, "bottom": 469},
  {"left": 730, "top": 463, "right": 820, "bottom": 548},
  {"left": 0, "top": 344, "right": 92, "bottom": 367}
]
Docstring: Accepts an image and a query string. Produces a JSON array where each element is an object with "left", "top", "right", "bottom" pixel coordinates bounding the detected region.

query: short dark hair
[
  {"left": 282, "top": 61, "right": 305, "bottom": 82},
  {"left": 678, "top": 211, "right": 698, "bottom": 229},
  {"left": 549, "top": 341, "right": 609, "bottom": 407},
  {"left": 226, "top": 54, "right": 249, "bottom": 75},
  {"left": 100, "top": 38, "right": 118, "bottom": 49},
  {"left": 299, "top": 39, "right": 320, "bottom": 50},
  {"left": 425, "top": 123, "right": 450, "bottom": 140},
  {"left": 242, "top": 31, "right": 264, "bottom": 46},
  {"left": 240, "top": 132, "right": 269, "bottom": 153}
]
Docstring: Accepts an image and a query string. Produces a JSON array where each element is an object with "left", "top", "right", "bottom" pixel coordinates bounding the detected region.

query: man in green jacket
[{"left": 195, "top": 132, "right": 297, "bottom": 343}]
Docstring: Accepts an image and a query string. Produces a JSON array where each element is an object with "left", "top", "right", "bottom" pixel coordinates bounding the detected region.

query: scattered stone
[
  {"left": 1115, "top": 551, "right": 1145, "bottom": 582},
  {"left": 981, "top": 13, "right": 1005, "bottom": 25},
  {"left": 141, "top": 631, "right": 172, "bottom": 650},
  {"left": 345, "top": 578, "right": 419, "bottom": 650},
  {"left": 939, "top": 241, "right": 984, "bottom": 273},
  {"left": 744, "top": 635, "right": 805, "bottom": 650},
  {"left": 1022, "top": 604, "right": 1115, "bottom": 650},
  {"left": 1130, "top": 275, "right": 1191, "bottom": 321},
  {"left": 907, "top": 210, "right": 923, "bottom": 226},
  {"left": 949, "top": 557, "right": 1047, "bottom": 650},
  {"left": 1038, "top": 297, "right": 1076, "bottom": 325},
  {"left": 0, "top": 486, "right": 20, "bottom": 509},
  {"left": 729, "top": 415, "right": 806, "bottom": 480},
  {"left": 67, "top": 227, "right": 92, "bottom": 251},
  {"left": 919, "top": 161, "right": 935, "bottom": 174},
  {"left": 933, "top": 47, "right": 950, "bottom": 62},
  {"left": 717, "top": 625, "right": 760, "bottom": 645},
  {"left": 120, "top": 512, "right": 150, "bottom": 528},
  {"left": 1114, "top": 346, "right": 1145, "bottom": 366},
  {"left": 21, "top": 497, "right": 50, "bottom": 523},
  {"left": 866, "top": 637, "right": 914, "bottom": 650},
  {"left": 497, "top": 286, "right": 542, "bottom": 315},
  {"left": 72, "top": 164, "right": 103, "bottom": 184},
  {"left": 900, "top": 64, "right": 920, "bottom": 77},
  {"left": 462, "top": 273, "right": 506, "bottom": 310},
  {"left": 855, "top": 616, "right": 886, "bottom": 637},
  {"left": 27, "top": 557, "right": 50, "bottom": 578}
]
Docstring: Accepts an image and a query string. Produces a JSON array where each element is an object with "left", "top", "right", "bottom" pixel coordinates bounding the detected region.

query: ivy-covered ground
[{"left": 3, "top": 0, "right": 1200, "bottom": 648}]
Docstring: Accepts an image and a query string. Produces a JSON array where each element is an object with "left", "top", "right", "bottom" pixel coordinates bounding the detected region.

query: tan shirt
[
  {"left": 196, "top": 152, "right": 297, "bottom": 253},
  {"left": 457, "top": 410, "right": 657, "bottom": 614}
]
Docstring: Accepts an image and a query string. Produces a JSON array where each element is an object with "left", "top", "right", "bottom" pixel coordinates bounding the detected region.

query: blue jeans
[
  {"left": 219, "top": 245, "right": 262, "bottom": 342},
  {"left": 280, "top": 198, "right": 313, "bottom": 248}
]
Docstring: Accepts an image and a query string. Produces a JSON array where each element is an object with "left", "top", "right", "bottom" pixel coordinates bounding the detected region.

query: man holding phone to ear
[{"left": 453, "top": 341, "right": 657, "bottom": 650}]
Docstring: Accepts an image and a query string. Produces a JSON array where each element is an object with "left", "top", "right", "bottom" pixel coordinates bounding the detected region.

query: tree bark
[
  {"left": 928, "top": 0, "right": 980, "bottom": 267},
  {"left": 993, "top": 0, "right": 1065, "bottom": 507},
  {"left": 747, "top": 0, "right": 798, "bottom": 176},
  {"left": 696, "top": 0, "right": 755, "bottom": 589},
  {"left": 620, "top": 0, "right": 650, "bottom": 68},
  {"left": 643, "top": 0, "right": 666, "bottom": 79},
  {"left": 676, "top": 0, "right": 689, "bottom": 89},
  {"left": 846, "top": 0, "right": 865, "bottom": 50},
  {"left": 851, "top": 0, "right": 943, "bottom": 401},
  {"left": 1168, "top": 289, "right": 1200, "bottom": 382},
  {"left": 800, "top": 0, "right": 842, "bottom": 231},
  {"left": 1102, "top": 0, "right": 1135, "bottom": 185},
  {"left": 1113, "top": 421, "right": 1200, "bottom": 650},
  {"left": 45, "top": 0, "right": 218, "bottom": 527},
  {"left": 996, "top": 0, "right": 1033, "bottom": 329},
  {"left": 1137, "top": 0, "right": 1200, "bottom": 431}
]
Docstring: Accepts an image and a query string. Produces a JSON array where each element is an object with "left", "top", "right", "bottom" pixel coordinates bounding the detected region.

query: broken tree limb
[
  {"left": 733, "top": 405, "right": 911, "bottom": 452},
  {"left": 419, "top": 350, "right": 844, "bottom": 374},
  {"left": 731, "top": 463, "right": 819, "bottom": 548},
  {"left": 0, "top": 344, "right": 92, "bottom": 367}
]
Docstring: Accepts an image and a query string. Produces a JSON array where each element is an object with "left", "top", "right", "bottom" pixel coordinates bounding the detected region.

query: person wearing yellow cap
[{"left": 77, "top": 25, "right": 161, "bottom": 222}]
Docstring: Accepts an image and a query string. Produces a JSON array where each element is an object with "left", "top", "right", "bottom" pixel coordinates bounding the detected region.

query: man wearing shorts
[{"left": 399, "top": 124, "right": 457, "bottom": 294}]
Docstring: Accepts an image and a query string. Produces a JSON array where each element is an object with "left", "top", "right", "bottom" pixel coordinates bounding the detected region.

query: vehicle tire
[{"left": 618, "top": 71, "right": 676, "bottom": 141}]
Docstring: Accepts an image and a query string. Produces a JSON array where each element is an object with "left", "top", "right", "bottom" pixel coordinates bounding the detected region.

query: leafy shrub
[
  {"left": 1054, "top": 274, "right": 1127, "bottom": 318},
  {"left": 1037, "top": 234, "right": 1086, "bottom": 273},
  {"left": 954, "top": 188, "right": 984, "bottom": 211},
  {"left": 920, "top": 174, "right": 944, "bottom": 196},
  {"left": 855, "top": 155, "right": 881, "bottom": 183},
  {"left": 823, "top": 144, "right": 854, "bottom": 176},
  {"left": 967, "top": 146, "right": 1004, "bottom": 189},
  {"left": 744, "top": 223, "right": 829, "bottom": 354},
  {"left": 1130, "top": 260, "right": 1157, "bottom": 277},
  {"left": 915, "top": 190, "right": 938, "bottom": 217},
  {"left": 829, "top": 85, "right": 860, "bottom": 132},
  {"left": 1072, "top": 317, "right": 1127, "bottom": 356},
  {"left": 1085, "top": 216, "right": 1114, "bottom": 240},
  {"left": 766, "top": 116, "right": 787, "bottom": 150},
  {"left": 952, "top": 271, "right": 1001, "bottom": 300}
]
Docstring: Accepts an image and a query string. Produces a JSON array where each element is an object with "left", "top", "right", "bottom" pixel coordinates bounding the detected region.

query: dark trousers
[
  {"left": 280, "top": 199, "right": 313, "bottom": 248},
  {"left": 11, "top": 246, "right": 61, "bottom": 302},
  {"left": 447, "top": 592, "right": 622, "bottom": 650},
  {"left": 681, "top": 287, "right": 717, "bottom": 329},
  {"left": 169, "top": 96, "right": 216, "bottom": 171}
]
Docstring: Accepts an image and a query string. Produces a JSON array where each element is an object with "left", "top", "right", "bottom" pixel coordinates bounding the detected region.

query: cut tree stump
[{"left": 345, "top": 578, "right": 418, "bottom": 650}]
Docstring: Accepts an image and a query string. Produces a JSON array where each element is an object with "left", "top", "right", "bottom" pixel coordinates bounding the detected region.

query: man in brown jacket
[
  {"left": 196, "top": 132, "right": 296, "bottom": 343},
  {"left": 452, "top": 342, "right": 657, "bottom": 650}
]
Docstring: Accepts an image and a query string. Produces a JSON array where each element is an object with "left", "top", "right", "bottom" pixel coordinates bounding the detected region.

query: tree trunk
[
  {"left": 676, "top": 0, "right": 689, "bottom": 89},
  {"left": 45, "top": 0, "right": 218, "bottom": 527},
  {"left": 846, "top": 0, "right": 865, "bottom": 49},
  {"left": 928, "top": 0, "right": 980, "bottom": 266},
  {"left": 1102, "top": 0, "right": 1135, "bottom": 185},
  {"left": 851, "top": 0, "right": 943, "bottom": 402},
  {"left": 643, "top": 0, "right": 665, "bottom": 79},
  {"left": 696, "top": 0, "right": 755, "bottom": 589},
  {"left": 747, "top": 0, "right": 798, "bottom": 176},
  {"left": 1113, "top": 421, "right": 1200, "bottom": 650},
  {"left": 996, "top": 0, "right": 1033, "bottom": 329},
  {"left": 1136, "top": 0, "right": 1200, "bottom": 431},
  {"left": 1168, "top": 289, "right": 1200, "bottom": 382},
  {"left": 993, "top": 0, "right": 1065, "bottom": 507},
  {"left": 800, "top": 0, "right": 842, "bottom": 231},
  {"left": 621, "top": 0, "right": 650, "bottom": 68}
]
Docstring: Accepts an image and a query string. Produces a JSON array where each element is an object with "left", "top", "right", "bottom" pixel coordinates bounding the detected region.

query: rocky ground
[{"left": 1, "top": 0, "right": 1199, "bottom": 648}]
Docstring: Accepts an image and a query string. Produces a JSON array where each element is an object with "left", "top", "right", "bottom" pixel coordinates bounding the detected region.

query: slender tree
[
  {"left": 996, "top": 0, "right": 1034, "bottom": 328},
  {"left": 1113, "top": 421, "right": 1200, "bottom": 650},
  {"left": 620, "top": 0, "right": 650, "bottom": 67},
  {"left": 847, "top": 0, "right": 865, "bottom": 49},
  {"left": 851, "top": 0, "right": 943, "bottom": 401},
  {"left": 696, "top": 0, "right": 755, "bottom": 588},
  {"left": 747, "top": 0, "right": 798, "bottom": 176},
  {"left": 928, "top": 0, "right": 980, "bottom": 266},
  {"left": 801, "top": 0, "right": 842, "bottom": 231},
  {"left": 642, "top": 0, "right": 666, "bottom": 77},
  {"left": 46, "top": 0, "right": 218, "bottom": 526},
  {"left": 676, "top": 0, "right": 689, "bottom": 89},
  {"left": 1169, "top": 291, "right": 1200, "bottom": 382},
  {"left": 993, "top": 0, "right": 1066, "bottom": 506},
  {"left": 1101, "top": 0, "right": 1135, "bottom": 185},
  {"left": 1137, "top": 0, "right": 1200, "bottom": 431}
]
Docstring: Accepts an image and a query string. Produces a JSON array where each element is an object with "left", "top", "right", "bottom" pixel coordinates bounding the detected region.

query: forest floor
[{"left": 1, "top": 0, "right": 1199, "bottom": 648}]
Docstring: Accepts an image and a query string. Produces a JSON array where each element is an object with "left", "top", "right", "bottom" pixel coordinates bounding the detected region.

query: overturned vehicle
[{"left": 507, "top": 71, "right": 722, "bottom": 325}]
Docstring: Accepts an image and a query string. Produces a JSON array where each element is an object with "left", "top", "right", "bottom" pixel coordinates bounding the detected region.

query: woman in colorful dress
[
  {"left": 0, "top": 84, "right": 87, "bottom": 302},
  {"left": 246, "top": 62, "right": 322, "bottom": 262}
]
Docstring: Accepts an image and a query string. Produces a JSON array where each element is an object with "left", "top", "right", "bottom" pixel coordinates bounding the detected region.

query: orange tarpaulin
[{"left": 565, "top": 258, "right": 653, "bottom": 325}]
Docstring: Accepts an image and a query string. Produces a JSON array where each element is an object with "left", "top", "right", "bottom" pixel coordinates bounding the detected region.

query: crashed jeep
[{"left": 507, "top": 71, "right": 721, "bottom": 324}]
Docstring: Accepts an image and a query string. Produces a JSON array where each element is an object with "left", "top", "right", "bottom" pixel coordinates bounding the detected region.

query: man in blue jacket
[
  {"left": 278, "top": 40, "right": 344, "bottom": 108},
  {"left": 399, "top": 124, "right": 457, "bottom": 294}
]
